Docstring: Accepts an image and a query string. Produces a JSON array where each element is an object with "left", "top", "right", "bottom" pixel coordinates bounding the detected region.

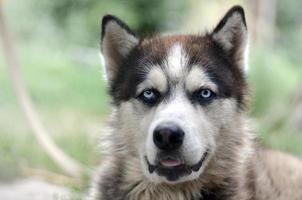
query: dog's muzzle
[
  {"left": 145, "top": 151, "right": 208, "bottom": 182},
  {"left": 147, "top": 122, "right": 209, "bottom": 181}
]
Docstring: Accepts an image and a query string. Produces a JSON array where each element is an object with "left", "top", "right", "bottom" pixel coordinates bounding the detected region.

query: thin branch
[{"left": 0, "top": 4, "right": 87, "bottom": 178}]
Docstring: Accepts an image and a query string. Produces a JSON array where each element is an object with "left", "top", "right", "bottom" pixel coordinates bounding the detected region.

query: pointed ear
[
  {"left": 212, "top": 6, "right": 248, "bottom": 71},
  {"left": 101, "top": 15, "right": 139, "bottom": 83}
]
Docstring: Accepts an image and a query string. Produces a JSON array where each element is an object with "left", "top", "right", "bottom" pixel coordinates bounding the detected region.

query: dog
[{"left": 89, "top": 6, "right": 302, "bottom": 200}]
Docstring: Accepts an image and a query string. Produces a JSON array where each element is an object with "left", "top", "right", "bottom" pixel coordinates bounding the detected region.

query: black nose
[{"left": 153, "top": 122, "right": 185, "bottom": 151}]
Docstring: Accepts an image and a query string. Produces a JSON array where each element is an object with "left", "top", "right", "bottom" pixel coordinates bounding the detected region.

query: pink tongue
[{"left": 160, "top": 159, "right": 181, "bottom": 167}]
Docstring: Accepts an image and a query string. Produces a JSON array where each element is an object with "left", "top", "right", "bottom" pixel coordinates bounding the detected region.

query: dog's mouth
[{"left": 145, "top": 150, "right": 209, "bottom": 182}]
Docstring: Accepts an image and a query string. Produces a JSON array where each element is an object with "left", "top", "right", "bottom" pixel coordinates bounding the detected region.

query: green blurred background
[{"left": 0, "top": 0, "right": 301, "bottom": 198}]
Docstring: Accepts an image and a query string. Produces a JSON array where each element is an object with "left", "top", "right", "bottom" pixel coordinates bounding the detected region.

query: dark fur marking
[
  {"left": 198, "top": 177, "right": 238, "bottom": 200},
  {"left": 210, "top": 6, "right": 248, "bottom": 109},
  {"left": 99, "top": 161, "right": 128, "bottom": 200},
  {"left": 213, "top": 5, "right": 247, "bottom": 34},
  {"left": 109, "top": 39, "right": 168, "bottom": 105},
  {"left": 183, "top": 35, "right": 247, "bottom": 109},
  {"left": 101, "top": 15, "right": 138, "bottom": 41}
]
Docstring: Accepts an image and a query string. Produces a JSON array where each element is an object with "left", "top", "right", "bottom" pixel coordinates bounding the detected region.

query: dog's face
[{"left": 101, "top": 6, "right": 248, "bottom": 183}]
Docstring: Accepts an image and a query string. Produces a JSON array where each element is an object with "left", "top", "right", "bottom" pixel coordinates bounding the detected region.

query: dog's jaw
[{"left": 141, "top": 150, "right": 210, "bottom": 183}]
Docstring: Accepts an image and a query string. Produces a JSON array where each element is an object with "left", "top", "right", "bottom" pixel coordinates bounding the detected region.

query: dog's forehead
[
  {"left": 138, "top": 35, "right": 211, "bottom": 65},
  {"left": 137, "top": 35, "right": 217, "bottom": 88}
]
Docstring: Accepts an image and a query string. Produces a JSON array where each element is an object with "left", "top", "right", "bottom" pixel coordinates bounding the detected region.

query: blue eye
[
  {"left": 138, "top": 89, "right": 159, "bottom": 106},
  {"left": 143, "top": 90, "right": 154, "bottom": 99},
  {"left": 193, "top": 88, "right": 216, "bottom": 104},
  {"left": 200, "top": 89, "right": 213, "bottom": 99}
]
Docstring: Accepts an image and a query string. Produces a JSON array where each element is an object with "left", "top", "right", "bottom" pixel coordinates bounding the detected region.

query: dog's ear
[
  {"left": 211, "top": 6, "right": 248, "bottom": 71},
  {"left": 101, "top": 15, "right": 139, "bottom": 83}
]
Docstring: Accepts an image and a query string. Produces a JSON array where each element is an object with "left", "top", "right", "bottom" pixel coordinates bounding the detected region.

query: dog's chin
[{"left": 144, "top": 151, "right": 209, "bottom": 183}]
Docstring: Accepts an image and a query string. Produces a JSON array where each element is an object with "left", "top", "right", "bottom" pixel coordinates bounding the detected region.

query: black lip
[
  {"left": 145, "top": 150, "right": 209, "bottom": 181},
  {"left": 191, "top": 151, "right": 208, "bottom": 172}
]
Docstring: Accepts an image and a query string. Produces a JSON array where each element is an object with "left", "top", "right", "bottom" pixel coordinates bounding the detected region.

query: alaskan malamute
[{"left": 89, "top": 6, "right": 302, "bottom": 200}]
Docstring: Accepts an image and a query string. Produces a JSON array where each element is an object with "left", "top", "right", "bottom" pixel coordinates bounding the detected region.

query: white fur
[
  {"left": 185, "top": 66, "right": 218, "bottom": 93},
  {"left": 164, "top": 43, "right": 188, "bottom": 80},
  {"left": 100, "top": 53, "right": 108, "bottom": 82},
  {"left": 243, "top": 41, "right": 249, "bottom": 73},
  {"left": 136, "top": 67, "right": 168, "bottom": 95}
]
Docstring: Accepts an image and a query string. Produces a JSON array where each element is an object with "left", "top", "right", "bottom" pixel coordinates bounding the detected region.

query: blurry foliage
[
  {"left": 275, "top": 0, "right": 302, "bottom": 64},
  {"left": 48, "top": 0, "right": 187, "bottom": 34},
  {"left": 249, "top": 49, "right": 300, "bottom": 118},
  {"left": 276, "top": 0, "right": 302, "bottom": 31},
  {"left": 6, "top": 0, "right": 188, "bottom": 46}
]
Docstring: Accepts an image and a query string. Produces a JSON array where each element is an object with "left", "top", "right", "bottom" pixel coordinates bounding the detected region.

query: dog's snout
[{"left": 153, "top": 122, "right": 184, "bottom": 151}]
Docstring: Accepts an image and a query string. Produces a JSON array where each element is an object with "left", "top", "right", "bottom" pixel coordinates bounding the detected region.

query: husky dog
[{"left": 89, "top": 6, "right": 302, "bottom": 200}]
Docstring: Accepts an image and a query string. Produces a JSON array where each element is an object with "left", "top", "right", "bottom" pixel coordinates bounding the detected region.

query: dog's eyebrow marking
[
  {"left": 136, "top": 67, "right": 168, "bottom": 95},
  {"left": 164, "top": 43, "right": 188, "bottom": 81},
  {"left": 185, "top": 66, "right": 218, "bottom": 93}
]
